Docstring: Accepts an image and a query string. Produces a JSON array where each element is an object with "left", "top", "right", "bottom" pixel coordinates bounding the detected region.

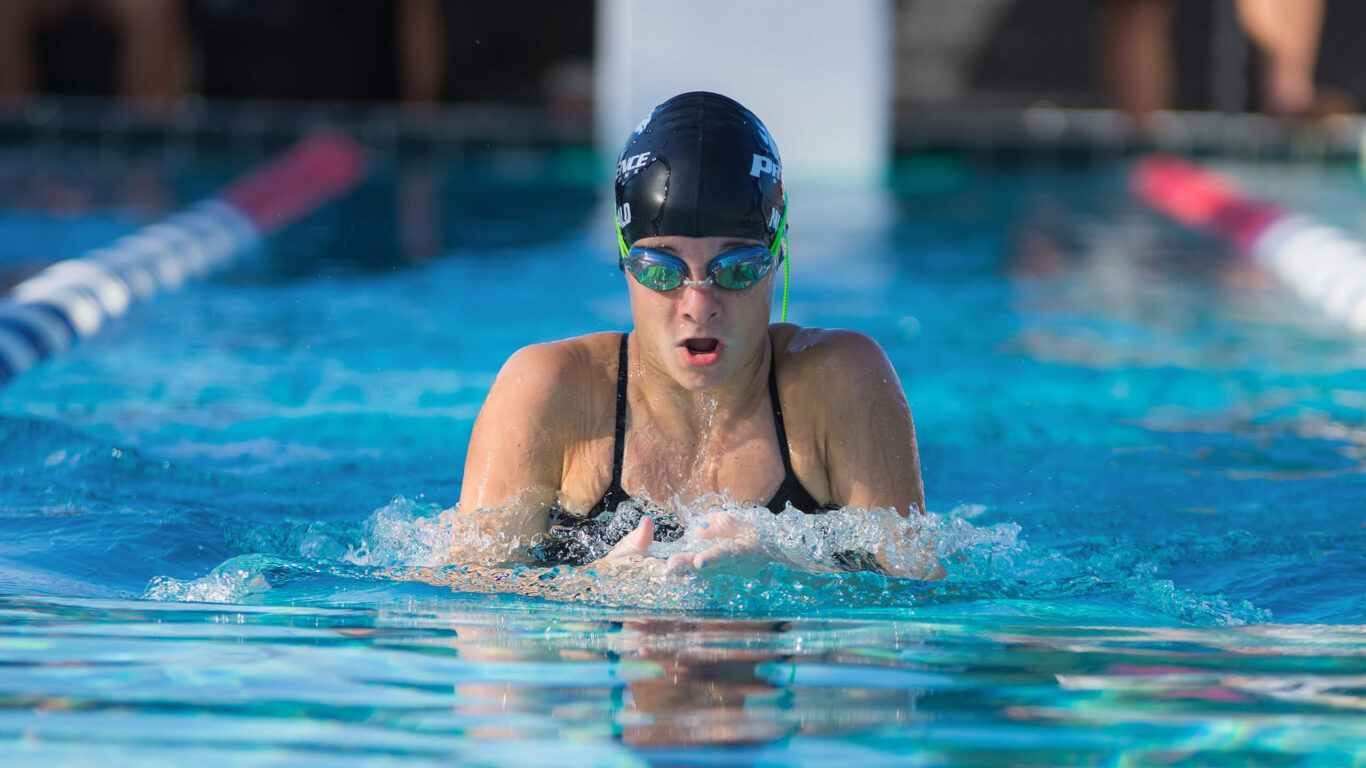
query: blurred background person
[
  {"left": 190, "top": 0, "right": 444, "bottom": 104},
  {"left": 0, "top": 0, "right": 189, "bottom": 103},
  {"left": 0, "top": 0, "right": 451, "bottom": 107},
  {"left": 1235, "top": 0, "right": 1330, "bottom": 116},
  {"left": 1096, "top": 0, "right": 1345, "bottom": 125},
  {"left": 1096, "top": 0, "right": 1177, "bottom": 127}
]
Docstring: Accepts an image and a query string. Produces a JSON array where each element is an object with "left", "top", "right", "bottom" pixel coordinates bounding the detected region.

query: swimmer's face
[{"left": 625, "top": 234, "right": 775, "bottom": 392}]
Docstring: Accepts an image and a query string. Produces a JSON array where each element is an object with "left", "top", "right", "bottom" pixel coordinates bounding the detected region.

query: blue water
[{"left": 1, "top": 147, "right": 1364, "bottom": 764}]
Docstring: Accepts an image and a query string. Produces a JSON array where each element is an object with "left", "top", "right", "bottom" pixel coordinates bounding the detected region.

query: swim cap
[{"left": 614, "top": 92, "right": 787, "bottom": 257}]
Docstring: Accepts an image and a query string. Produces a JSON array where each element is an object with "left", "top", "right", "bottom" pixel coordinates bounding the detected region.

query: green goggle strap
[
  {"left": 616, "top": 207, "right": 631, "bottom": 264},
  {"left": 772, "top": 194, "right": 789, "bottom": 322},
  {"left": 616, "top": 193, "right": 790, "bottom": 322}
]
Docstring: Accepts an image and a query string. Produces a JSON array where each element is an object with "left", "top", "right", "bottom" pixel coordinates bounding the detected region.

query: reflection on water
[
  {"left": 5, "top": 152, "right": 1366, "bottom": 764},
  {"left": 2, "top": 596, "right": 1364, "bottom": 765},
  {"left": 429, "top": 616, "right": 919, "bottom": 750}
]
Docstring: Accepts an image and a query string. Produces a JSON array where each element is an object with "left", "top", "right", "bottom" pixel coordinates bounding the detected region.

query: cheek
[
  {"left": 746, "top": 278, "right": 776, "bottom": 317},
  {"left": 626, "top": 281, "right": 674, "bottom": 330}
]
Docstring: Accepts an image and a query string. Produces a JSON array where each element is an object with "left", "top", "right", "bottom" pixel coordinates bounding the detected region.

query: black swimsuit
[
  {"left": 590, "top": 331, "right": 827, "bottom": 517},
  {"left": 528, "top": 332, "right": 833, "bottom": 566}
]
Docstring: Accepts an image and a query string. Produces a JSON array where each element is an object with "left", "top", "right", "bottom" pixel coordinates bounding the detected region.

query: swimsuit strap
[
  {"left": 609, "top": 332, "right": 629, "bottom": 489},
  {"left": 768, "top": 335, "right": 798, "bottom": 478}
]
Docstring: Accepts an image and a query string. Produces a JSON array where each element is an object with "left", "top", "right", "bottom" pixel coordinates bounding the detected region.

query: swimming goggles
[
  {"left": 623, "top": 245, "right": 775, "bottom": 292},
  {"left": 614, "top": 193, "right": 791, "bottom": 318}
]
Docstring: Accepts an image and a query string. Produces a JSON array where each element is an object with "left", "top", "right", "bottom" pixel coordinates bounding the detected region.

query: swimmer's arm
[
  {"left": 819, "top": 331, "right": 943, "bottom": 579},
  {"left": 447, "top": 343, "right": 574, "bottom": 563}
]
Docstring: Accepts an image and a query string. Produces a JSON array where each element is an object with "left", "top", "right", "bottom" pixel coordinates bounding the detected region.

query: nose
[{"left": 679, "top": 282, "right": 721, "bottom": 324}]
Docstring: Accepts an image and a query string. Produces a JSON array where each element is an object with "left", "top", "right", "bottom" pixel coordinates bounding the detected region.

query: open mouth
[{"left": 679, "top": 337, "right": 723, "bottom": 366}]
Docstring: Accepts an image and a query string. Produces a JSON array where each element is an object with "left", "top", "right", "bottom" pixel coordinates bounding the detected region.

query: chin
[
  {"left": 671, "top": 365, "right": 728, "bottom": 393},
  {"left": 673, "top": 373, "right": 717, "bottom": 392}
]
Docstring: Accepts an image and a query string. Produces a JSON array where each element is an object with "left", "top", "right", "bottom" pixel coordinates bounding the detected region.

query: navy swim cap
[{"left": 614, "top": 92, "right": 786, "bottom": 256}]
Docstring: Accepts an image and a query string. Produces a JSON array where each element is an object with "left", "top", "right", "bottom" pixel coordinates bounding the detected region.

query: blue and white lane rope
[
  {"left": 0, "top": 200, "right": 260, "bottom": 383},
  {"left": 0, "top": 133, "right": 367, "bottom": 386}
]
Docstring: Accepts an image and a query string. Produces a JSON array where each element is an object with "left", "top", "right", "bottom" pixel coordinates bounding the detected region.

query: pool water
[{"left": 1, "top": 146, "right": 1364, "bottom": 765}]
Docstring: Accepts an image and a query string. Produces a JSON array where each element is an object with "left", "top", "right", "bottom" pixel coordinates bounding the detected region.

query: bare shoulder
[
  {"left": 770, "top": 325, "right": 923, "bottom": 519},
  {"left": 490, "top": 332, "right": 622, "bottom": 427},
  {"left": 459, "top": 332, "right": 621, "bottom": 513},
  {"left": 497, "top": 332, "right": 620, "bottom": 387},
  {"left": 769, "top": 323, "right": 901, "bottom": 396}
]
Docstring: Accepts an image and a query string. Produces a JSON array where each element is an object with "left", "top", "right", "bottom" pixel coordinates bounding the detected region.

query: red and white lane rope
[
  {"left": 0, "top": 133, "right": 368, "bottom": 385},
  {"left": 1133, "top": 153, "right": 1366, "bottom": 332}
]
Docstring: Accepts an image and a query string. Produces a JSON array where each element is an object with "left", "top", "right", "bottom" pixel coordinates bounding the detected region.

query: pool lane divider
[
  {"left": 0, "top": 132, "right": 368, "bottom": 385},
  {"left": 1132, "top": 153, "right": 1366, "bottom": 332}
]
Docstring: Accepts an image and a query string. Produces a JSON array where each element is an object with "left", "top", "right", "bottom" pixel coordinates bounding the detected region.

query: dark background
[{"left": 17, "top": 0, "right": 1366, "bottom": 114}]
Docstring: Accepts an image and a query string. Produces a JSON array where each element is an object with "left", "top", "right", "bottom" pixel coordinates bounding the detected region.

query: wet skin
[{"left": 450, "top": 235, "right": 939, "bottom": 578}]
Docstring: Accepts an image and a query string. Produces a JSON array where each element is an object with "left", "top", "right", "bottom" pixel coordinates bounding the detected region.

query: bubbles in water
[
  {"left": 143, "top": 495, "right": 1272, "bottom": 626},
  {"left": 379, "top": 499, "right": 1023, "bottom": 612},
  {"left": 145, "top": 554, "right": 279, "bottom": 603},
  {"left": 344, "top": 495, "right": 453, "bottom": 567}
]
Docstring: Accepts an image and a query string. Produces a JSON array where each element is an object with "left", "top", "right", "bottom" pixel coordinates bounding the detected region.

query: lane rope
[
  {"left": 0, "top": 133, "right": 367, "bottom": 386},
  {"left": 1133, "top": 153, "right": 1366, "bottom": 332}
]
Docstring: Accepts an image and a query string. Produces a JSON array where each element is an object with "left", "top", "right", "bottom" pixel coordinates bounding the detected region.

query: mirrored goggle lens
[
  {"left": 625, "top": 249, "right": 686, "bottom": 291},
  {"left": 625, "top": 246, "right": 775, "bottom": 291},
  {"left": 709, "top": 246, "right": 774, "bottom": 290}
]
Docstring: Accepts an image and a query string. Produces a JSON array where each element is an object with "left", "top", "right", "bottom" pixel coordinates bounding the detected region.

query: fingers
[
  {"left": 662, "top": 540, "right": 735, "bottom": 575},
  {"left": 697, "top": 511, "right": 740, "bottom": 540},
  {"left": 623, "top": 515, "right": 654, "bottom": 551},
  {"left": 601, "top": 513, "right": 763, "bottom": 575},
  {"left": 604, "top": 516, "right": 654, "bottom": 560},
  {"left": 662, "top": 549, "right": 714, "bottom": 574},
  {"left": 663, "top": 551, "right": 696, "bottom": 575},
  {"left": 693, "top": 542, "right": 730, "bottom": 568}
]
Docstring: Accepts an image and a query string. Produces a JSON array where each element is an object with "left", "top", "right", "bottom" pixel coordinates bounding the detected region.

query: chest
[
  {"left": 618, "top": 416, "right": 788, "bottom": 507},
  {"left": 559, "top": 406, "right": 825, "bottom": 515}
]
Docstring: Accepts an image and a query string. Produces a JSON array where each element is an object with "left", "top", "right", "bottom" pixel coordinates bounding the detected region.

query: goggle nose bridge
[
  {"left": 676, "top": 275, "right": 721, "bottom": 289},
  {"left": 614, "top": 193, "right": 790, "bottom": 320}
]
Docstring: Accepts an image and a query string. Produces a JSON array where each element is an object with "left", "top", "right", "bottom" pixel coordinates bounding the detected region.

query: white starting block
[{"left": 595, "top": 0, "right": 892, "bottom": 191}]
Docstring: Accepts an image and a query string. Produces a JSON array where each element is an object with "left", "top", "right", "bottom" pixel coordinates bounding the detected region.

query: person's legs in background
[
  {"left": 1236, "top": 0, "right": 1327, "bottom": 116},
  {"left": 103, "top": 0, "right": 189, "bottom": 102},
  {"left": 1097, "top": 0, "right": 1177, "bottom": 130}
]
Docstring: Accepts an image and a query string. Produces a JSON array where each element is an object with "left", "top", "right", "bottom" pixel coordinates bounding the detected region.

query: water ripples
[{"left": 142, "top": 496, "right": 1281, "bottom": 627}]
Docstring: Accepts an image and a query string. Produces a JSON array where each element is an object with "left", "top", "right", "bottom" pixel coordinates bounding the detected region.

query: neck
[{"left": 629, "top": 334, "right": 771, "bottom": 434}]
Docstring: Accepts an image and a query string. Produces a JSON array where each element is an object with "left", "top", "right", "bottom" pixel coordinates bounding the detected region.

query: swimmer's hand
[
  {"left": 592, "top": 510, "right": 946, "bottom": 580},
  {"left": 589, "top": 511, "right": 761, "bottom": 575},
  {"left": 663, "top": 511, "right": 763, "bottom": 575},
  {"left": 666, "top": 510, "right": 946, "bottom": 579},
  {"left": 590, "top": 515, "right": 660, "bottom": 569}
]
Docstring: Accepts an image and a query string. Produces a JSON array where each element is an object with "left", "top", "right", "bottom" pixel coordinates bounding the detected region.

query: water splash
[
  {"left": 145, "top": 496, "right": 1272, "bottom": 625},
  {"left": 145, "top": 554, "right": 284, "bottom": 602}
]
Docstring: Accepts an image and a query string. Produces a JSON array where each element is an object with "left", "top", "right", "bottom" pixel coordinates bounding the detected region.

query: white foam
[
  {"left": 144, "top": 555, "right": 275, "bottom": 603},
  {"left": 143, "top": 497, "right": 1271, "bottom": 625}
]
